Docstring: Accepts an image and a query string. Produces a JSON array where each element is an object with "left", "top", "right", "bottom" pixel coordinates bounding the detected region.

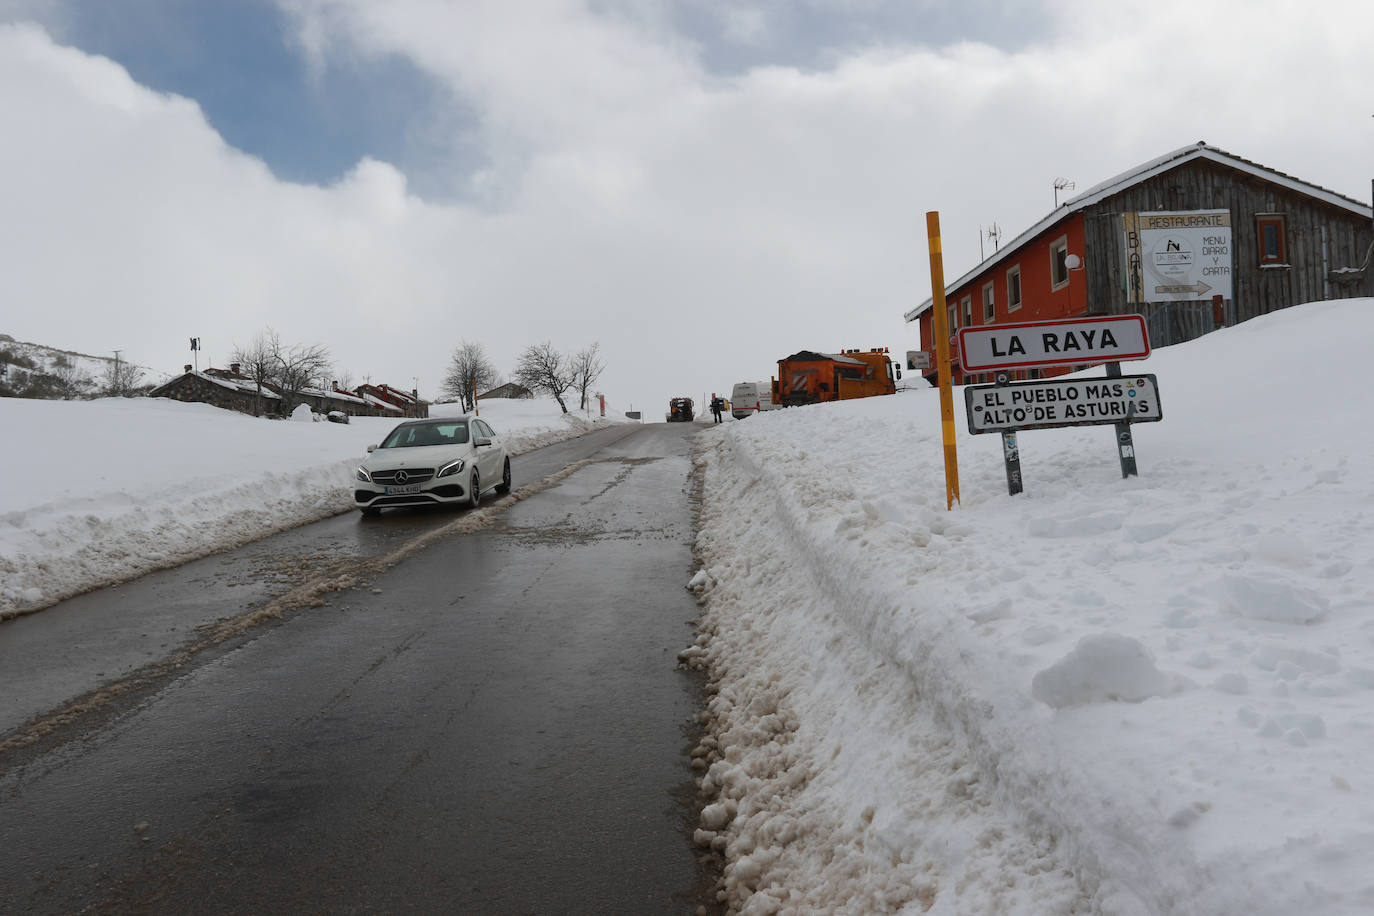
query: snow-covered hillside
[
  {"left": 685, "top": 298, "right": 1374, "bottom": 915},
  {"left": 0, "top": 396, "right": 623, "bottom": 616},
  {"left": 0, "top": 334, "right": 162, "bottom": 399}
]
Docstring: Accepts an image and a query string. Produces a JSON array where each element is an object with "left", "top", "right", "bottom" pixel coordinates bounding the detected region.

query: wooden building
[{"left": 905, "top": 141, "right": 1373, "bottom": 385}]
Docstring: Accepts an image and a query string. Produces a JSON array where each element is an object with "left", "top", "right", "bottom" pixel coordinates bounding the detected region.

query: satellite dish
[{"left": 1064, "top": 253, "right": 1082, "bottom": 270}]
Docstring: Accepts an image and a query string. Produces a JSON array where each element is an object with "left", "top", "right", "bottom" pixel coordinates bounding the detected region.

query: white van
[{"left": 730, "top": 381, "right": 778, "bottom": 419}]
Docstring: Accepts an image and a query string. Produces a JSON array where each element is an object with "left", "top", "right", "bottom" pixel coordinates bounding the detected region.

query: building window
[
  {"left": 1050, "top": 236, "right": 1069, "bottom": 290},
  {"left": 1007, "top": 266, "right": 1022, "bottom": 312},
  {"left": 1256, "top": 214, "right": 1287, "bottom": 265},
  {"left": 948, "top": 303, "right": 958, "bottom": 331},
  {"left": 961, "top": 295, "right": 972, "bottom": 328},
  {"left": 982, "top": 282, "right": 995, "bottom": 322}
]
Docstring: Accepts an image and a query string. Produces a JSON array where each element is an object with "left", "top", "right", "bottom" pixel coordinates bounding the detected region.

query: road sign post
[
  {"left": 926, "top": 212, "right": 960, "bottom": 510},
  {"left": 1106, "top": 362, "right": 1138, "bottom": 478},
  {"left": 995, "top": 373, "right": 1023, "bottom": 496}
]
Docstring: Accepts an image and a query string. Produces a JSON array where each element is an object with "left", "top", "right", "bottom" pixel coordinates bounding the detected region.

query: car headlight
[
  {"left": 356, "top": 466, "right": 372, "bottom": 482},
  {"left": 436, "top": 457, "right": 466, "bottom": 478}
]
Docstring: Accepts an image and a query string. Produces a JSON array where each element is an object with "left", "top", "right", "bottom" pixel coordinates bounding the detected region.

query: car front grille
[
  {"left": 369, "top": 468, "right": 436, "bottom": 484},
  {"left": 369, "top": 494, "right": 442, "bottom": 507}
]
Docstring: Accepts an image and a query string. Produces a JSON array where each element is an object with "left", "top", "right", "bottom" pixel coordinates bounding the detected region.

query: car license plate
[{"left": 385, "top": 484, "right": 422, "bottom": 495}]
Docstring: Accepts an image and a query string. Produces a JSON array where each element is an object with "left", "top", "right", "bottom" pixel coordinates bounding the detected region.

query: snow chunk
[
  {"left": 701, "top": 802, "right": 733, "bottom": 831},
  {"left": 1216, "top": 573, "right": 1329, "bottom": 624},
  {"left": 1031, "top": 633, "right": 1172, "bottom": 708},
  {"left": 1212, "top": 672, "right": 1249, "bottom": 695},
  {"left": 290, "top": 403, "right": 315, "bottom": 422}
]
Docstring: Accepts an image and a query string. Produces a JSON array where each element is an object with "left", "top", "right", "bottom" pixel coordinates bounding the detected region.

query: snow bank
[
  {"left": 0, "top": 396, "right": 624, "bottom": 616},
  {"left": 687, "top": 299, "right": 1374, "bottom": 915}
]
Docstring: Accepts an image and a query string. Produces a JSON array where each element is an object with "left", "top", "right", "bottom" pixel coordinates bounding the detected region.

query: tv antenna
[
  {"left": 1054, "top": 177, "right": 1076, "bottom": 207},
  {"left": 979, "top": 223, "right": 1002, "bottom": 260}
]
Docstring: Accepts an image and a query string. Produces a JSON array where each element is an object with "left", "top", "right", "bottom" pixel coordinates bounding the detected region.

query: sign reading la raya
[
  {"left": 1123, "top": 209, "right": 1233, "bottom": 304},
  {"left": 957, "top": 315, "right": 1149, "bottom": 373}
]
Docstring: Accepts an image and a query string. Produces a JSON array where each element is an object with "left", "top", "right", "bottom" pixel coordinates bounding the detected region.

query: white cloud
[{"left": 1, "top": 0, "right": 1371, "bottom": 413}]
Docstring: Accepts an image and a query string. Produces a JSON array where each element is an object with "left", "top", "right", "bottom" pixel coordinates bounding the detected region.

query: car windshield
[{"left": 379, "top": 422, "right": 469, "bottom": 449}]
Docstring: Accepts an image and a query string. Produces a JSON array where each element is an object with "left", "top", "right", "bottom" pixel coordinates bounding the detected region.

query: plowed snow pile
[{"left": 685, "top": 298, "right": 1374, "bottom": 915}]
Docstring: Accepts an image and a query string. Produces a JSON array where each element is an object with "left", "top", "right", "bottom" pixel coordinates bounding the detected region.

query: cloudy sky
[{"left": 2, "top": 0, "right": 1371, "bottom": 414}]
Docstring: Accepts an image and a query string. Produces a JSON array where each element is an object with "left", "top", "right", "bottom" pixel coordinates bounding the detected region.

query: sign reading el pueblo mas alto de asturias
[{"left": 965, "top": 375, "right": 1161, "bottom": 434}]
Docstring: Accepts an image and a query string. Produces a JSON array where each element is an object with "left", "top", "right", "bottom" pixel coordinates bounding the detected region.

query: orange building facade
[{"left": 913, "top": 213, "right": 1092, "bottom": 385}]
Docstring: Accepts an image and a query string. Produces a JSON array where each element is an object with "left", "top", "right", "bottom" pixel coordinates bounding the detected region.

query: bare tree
[
  {"left": 441, "top": 340, "right": 498, "bottom": 410},
  {"left": 102, "top": 356, "right": 144, "bottom": 398},
  {"left": 513, "top": 342, "right": 573, "bottom": 413},
  {"left": 272, "top": 337, "right": 332, "bottom": 416},
  {"left": 52, "top": 363, "right": 93, "bottom": 399},
  {"left": 232, "top": 330, "right": 278, "bottom": 417},
  {"left": 569, "top": 342, "right": 606, "bottom": 411},
  {"left": 231, "top": 328, "right": 331, "bottom": 417}
]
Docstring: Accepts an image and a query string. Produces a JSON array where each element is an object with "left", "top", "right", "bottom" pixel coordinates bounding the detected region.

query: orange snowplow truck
[{"left": 772, "top": 348, "right": 900, "bottom": 407}]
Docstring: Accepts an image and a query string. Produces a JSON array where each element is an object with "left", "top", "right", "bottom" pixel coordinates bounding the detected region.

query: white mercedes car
[{"left": 353, "top": 416, "right": 511, "bottom": 516}]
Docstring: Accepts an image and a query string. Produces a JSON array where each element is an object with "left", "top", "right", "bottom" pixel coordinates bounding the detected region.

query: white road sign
[
  {"left": 957, "top": 315, "right": 1150, "bottom": 372},
  {"left": 905, "top": 350, "right": 932, "bottom": 370},
  {"left": 964, "top": 375, "right": 1162, "bottom": 434},
  {"left": 1123, "top": 210, "right": 1233, "bottom": 304}
]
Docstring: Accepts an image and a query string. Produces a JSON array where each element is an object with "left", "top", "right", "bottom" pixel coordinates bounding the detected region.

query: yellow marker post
[{"left": 926, "top": 211, "right": 960, "bottom": 509}]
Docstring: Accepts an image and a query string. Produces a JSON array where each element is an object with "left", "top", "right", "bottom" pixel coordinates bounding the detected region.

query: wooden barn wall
[{"left": 1082, "top": 161, "right": 1372, "bottom": 326}]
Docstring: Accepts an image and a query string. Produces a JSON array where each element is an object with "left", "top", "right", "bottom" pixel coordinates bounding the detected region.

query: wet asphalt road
[{"left": 0, "top": 421, "right": 715, "bottom": 914}]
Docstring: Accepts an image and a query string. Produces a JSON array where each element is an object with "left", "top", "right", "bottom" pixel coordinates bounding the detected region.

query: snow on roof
[
  {"left": 298, "top": 385, "right": 368, "bottom": 406},
  {"left": 904, "top": 141, "right": 1374, "bottom": 322},
  {"left": 782, "top": 350, "right": 869, "bottom": 366},
  {"left": 360, "top": 391, "right": 404, "bottom": 412},
  {"left": 365, "top": 383, "right": 417, "bottom": 404},
  {"left": 185, "top": 371, "right": 280, "bottom": 398}
]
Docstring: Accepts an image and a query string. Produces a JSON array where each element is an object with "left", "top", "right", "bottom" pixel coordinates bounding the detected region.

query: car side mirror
[
  {"left": 474, "top": 436, "right": 492, "bottom": 447},
  {"left": 366, "top": 444, "right": 377, "bottom": 452}
]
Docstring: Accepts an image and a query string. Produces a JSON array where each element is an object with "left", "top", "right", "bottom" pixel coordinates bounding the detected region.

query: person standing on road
[{"left": 710, "top": 394, "right": 724, "bottom": 424}]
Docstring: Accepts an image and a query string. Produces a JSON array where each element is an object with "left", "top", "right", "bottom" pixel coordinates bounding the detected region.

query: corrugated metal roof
[{"left": 905, "top": 141, "right": 1373, "bottom": 322}]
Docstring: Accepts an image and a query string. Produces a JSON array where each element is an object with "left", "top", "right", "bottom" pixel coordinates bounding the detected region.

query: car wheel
[
  {"left": 496, "top": 457, "right": 512, "bottom": 494},
  {"left": 468, "top": 469, "right": 481, "bottom": 509},
  {"left": 359, "top": 505, "right": 381, "bottom": 517}
]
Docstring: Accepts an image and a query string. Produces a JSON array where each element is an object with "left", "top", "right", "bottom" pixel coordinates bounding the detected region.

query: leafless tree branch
[{"left": 513, "top": 341, "right": 573, "bottom": 413}]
